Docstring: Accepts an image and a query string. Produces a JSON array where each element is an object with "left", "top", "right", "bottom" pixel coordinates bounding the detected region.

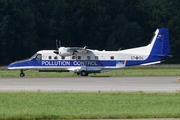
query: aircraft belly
[{"left": 86, "top": 66, "right": 102, "bottom": 71}]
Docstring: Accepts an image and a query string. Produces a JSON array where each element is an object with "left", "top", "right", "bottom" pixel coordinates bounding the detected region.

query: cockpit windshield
[
  {"left": 30, "top": 53, "right": 38, "bottom": 59},
  {"left": 30, "top": 53, "right": 42, "bottom": 60}
]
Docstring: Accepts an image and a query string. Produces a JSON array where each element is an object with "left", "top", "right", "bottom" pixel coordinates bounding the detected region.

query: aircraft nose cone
[
  {"left": 7, "top": 63, "right": 15, "bottom": 69},
  {"left": 7, "top": 59, "right": 30, "bottom": 70}
]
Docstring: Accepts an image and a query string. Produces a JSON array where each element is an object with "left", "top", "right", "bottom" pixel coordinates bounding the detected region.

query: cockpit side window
[{"left": 35, "top": 54, "right": 42, "bottom": 60}]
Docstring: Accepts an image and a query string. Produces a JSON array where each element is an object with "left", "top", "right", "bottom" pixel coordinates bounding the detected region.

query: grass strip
[
  {"left": 0, "top": 68, "right": 180, "bottom": 77},
  {"left": 0, "top": 92, "right": 180, "bottom": 119}
]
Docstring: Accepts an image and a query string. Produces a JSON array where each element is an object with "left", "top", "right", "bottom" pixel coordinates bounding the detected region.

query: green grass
[
  {"left": 0, "top": 92, "right": 180, "bottom": 119},
  {"left": 1, "top": 65, "right": 180, "bottom": 119},
  {"left": 0, "top": 68, "right": 180, "bottom": 77},
  {"left": 1, "top": 64, "right": 180, "bottom": 77}
]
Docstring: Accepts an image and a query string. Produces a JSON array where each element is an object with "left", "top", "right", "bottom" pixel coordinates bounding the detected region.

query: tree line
[{"left": 0, "top": 0, "right": 180, "bottom": 65}]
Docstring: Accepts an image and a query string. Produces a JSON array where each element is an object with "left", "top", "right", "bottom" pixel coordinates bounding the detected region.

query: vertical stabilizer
[{"left": 150, "top": 28, "right": 171, "bottom": 56}]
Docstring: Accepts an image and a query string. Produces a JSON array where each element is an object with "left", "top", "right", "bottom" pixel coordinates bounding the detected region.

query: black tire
[
  {"left": 80, "top": 70, "right": 88, "bottom": 76},
  {"left": 20, "top": 72, "right": 25, "bottom": 77}
]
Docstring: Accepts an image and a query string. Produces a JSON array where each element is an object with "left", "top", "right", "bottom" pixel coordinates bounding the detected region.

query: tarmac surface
[
  {"left": 0, "top": 76, "right": 180, "bottom": 92},
  {"left": 1, "top": 77, "right": 180, "bottom": 120}
]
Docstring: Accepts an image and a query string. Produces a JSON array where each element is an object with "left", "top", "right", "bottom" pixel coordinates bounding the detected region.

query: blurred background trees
[{"left": 0, "top": 0, "right": 179, "bottom": 65}]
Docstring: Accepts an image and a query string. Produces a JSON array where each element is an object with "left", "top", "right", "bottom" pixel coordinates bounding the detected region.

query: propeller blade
[
  {"left": 56, "top": 39, "right": 59, "bottom": 49},
  {"left": 59, "top": 41, "right": 61, "bottom": 48}
]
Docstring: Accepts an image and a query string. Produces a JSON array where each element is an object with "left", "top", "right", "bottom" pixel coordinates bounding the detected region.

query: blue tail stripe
[{"left": 150, "top": 28, "right": 170, "bottom": 56}]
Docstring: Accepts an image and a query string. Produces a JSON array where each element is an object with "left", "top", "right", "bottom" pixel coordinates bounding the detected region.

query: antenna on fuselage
[{"left": 84, "top": 46, "right": 88, "bottom": 49}]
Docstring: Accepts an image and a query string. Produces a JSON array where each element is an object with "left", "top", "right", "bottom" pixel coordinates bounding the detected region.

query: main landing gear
[
  {"left": 20, "top": 70, "right": 25, "bottom": 77},
  {"left": 80, "top": 70, "right": 89, "bottom": 76},
  {"left": 76, "top": 70, "right": 89, "bottom": 76}
]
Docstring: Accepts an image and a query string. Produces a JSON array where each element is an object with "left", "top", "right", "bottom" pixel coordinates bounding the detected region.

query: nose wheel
[{"left": 20, "top": 70, "right": 25, "bottom": 77}]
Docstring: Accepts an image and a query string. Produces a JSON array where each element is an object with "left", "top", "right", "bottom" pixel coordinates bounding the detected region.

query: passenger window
[
  {"left": 78, "top": 56, "right": 81, "bottom": 60},
  {"left": 54, "top": 56, "right": 58, "bottom": 60},
  {"left": 49, "top": 56, "right": 52, "bottom": 59},
  {"left": 36, "top": 54, "right": 42, "bottom": 60},
  {"left": 87, "top": 56, "right": 90, "bottom": 60},
  {"left": 110, "top": 56, "right": 114, "bottom": 60},
  {"left": 61, "top": 56, "right": 65, "bottom": 59}
]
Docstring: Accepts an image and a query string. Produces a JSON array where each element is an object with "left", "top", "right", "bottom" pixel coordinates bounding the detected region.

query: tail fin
[{"left": 150, "top": 28, "right": 171, "bottom": 57}]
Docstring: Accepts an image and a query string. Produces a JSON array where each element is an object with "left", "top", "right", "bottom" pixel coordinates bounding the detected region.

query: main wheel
[{"left": 80, "top": 70, "right": 88, "bottom": 76}]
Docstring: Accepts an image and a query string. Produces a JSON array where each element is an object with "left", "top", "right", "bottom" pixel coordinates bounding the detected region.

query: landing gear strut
[
  {"left": 20, "top": 70, "right": 25, "bottom": 77},
  {"left": 77, "top": 72, "right": 80, "bottom": 76}
]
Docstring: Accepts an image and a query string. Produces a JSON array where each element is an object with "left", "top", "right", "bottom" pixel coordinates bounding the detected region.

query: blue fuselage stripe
[
  {"left": 8, "top": 55, "right": 164, "bottom": 68},
  {"left": 8, "top": 60, "right": 118, "bottom": 67}
]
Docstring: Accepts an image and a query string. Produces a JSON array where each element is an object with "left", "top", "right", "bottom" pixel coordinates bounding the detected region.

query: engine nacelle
[{"left": 58, "top": 47, "right": 73, "bottom": 56}]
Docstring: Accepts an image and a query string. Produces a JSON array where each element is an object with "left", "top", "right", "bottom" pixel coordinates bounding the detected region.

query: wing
[
  {"left": 66, "top": 47, "right": 91, "bottom": 53},
  {"left": 54, "top": 46, "right": 92, "bottom": 56}
]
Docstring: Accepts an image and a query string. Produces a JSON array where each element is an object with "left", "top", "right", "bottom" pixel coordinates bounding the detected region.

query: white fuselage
[{"left": 35, "top": 44, "right": 151, "bottom": 73}]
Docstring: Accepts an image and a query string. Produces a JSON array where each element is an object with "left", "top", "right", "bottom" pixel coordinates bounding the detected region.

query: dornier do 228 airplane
[{"left": 8, "top": 28, "right": 172, "bottom": 77}]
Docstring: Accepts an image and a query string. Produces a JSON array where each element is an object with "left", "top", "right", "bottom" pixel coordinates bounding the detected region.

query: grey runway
[{"left": 0, "top": 76, "right": 180, "bottom": 92}]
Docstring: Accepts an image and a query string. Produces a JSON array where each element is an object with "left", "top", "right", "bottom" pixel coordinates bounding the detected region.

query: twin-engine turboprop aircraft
[{"left": 8, "top": 28, "right": 172, "bottom": 77}]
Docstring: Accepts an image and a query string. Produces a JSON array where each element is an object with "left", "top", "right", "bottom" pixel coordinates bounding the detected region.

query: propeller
[
  {"left": 54, "top": 40, "right": 61, "bottom": 54},
  {"left": 56, "top": 40, "right": 58, "bottom": 49},
  {"left": 56, "top": 39, "right": 62, "bottom": 48},
  {"left": 59, "top": 41, "right": 61, "bottom": 48}
]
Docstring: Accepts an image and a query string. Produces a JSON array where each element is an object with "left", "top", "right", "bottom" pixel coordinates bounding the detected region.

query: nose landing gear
[{"left": 20, "top": 70, "right": 25, "bottom": 77}]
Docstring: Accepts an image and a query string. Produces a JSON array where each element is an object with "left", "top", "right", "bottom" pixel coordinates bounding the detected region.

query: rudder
[{"left": 150, "top": 28, "right": 171, "bottom": 56}]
